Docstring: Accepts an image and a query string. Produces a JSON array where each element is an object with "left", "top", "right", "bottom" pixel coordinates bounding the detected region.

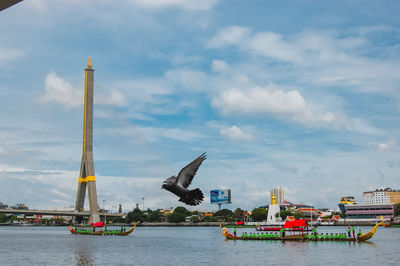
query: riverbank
[{"left": 1, "top": 221, "right": 383, "bottom": 227}]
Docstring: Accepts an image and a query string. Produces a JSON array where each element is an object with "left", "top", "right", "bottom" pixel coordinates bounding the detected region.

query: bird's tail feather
[{"left": 179, "top": 188, "right": 204, "bottom": 206}]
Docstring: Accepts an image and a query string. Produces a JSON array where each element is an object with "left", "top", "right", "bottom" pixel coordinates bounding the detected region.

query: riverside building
[
  {"left": 340, "top": 188, "right": 400, "bottom": 220},
  {"left": 363, "top": 188, "right": 400, "bottom": 205},
  {"left": 344, "top": 204, "right": 394, "bottom": 219}
]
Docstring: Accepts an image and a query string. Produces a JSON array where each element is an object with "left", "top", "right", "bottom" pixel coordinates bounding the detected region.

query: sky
[{"left": 1, "top": 0, "right": 400, "bottom": 212}]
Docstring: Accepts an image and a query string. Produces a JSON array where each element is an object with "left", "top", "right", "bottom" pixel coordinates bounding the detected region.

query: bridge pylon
[{"left": 74, "top": 57, "right": 100, "bottom": 224}]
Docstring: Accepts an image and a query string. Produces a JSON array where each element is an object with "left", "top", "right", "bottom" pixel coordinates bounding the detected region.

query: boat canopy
[
  {"left": 91, "top": 221, "right": 106, "bottom": 227},
  {"left": 283, "top": 219, "right": 309, "bottom": 229}
]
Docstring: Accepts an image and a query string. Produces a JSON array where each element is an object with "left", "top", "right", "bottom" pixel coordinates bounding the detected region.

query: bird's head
[{"left": 161, "top": 184, "right": 167, "bottom": 190}]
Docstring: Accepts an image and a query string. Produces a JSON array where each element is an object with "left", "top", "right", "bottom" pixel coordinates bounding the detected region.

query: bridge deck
[{"left": 0, "top": 209, "right": 125, "bottom": 217}]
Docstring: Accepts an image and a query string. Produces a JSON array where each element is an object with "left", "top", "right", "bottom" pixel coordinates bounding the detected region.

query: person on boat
[
  {"left": 352, "top": 226, "right": 356, "bottom": 238},
  {"left": 280, "top": 228, "right": 286, "bottom": 239},
  {"left": 234, "top": 228, "right": 237, "bottom": 236},
  {"left": 357, "top": 229, "right": 362, "bottom": 238},
  {"left": 347, "top": 226, "right": 351, "bottom": 238},
  {"left": 312, "top": 227, "right": 317, "bottom": 237}
]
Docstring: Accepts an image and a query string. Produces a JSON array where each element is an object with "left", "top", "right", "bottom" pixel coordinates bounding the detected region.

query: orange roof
[
  {"left": 330, "top": 215, "right": 341, "bottom": 221},
  {"left": 286, "top": 216, "right": 295, "bottom": 221}
]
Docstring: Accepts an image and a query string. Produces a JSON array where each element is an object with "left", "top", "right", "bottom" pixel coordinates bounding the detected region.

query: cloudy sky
[{"left": 1, "top": 0, "right": 400, "bottom": 212}]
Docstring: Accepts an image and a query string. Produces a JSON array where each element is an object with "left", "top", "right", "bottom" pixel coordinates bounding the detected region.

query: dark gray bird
[{"left": 161, "top": 153, "right": 206, "bottom": 206}]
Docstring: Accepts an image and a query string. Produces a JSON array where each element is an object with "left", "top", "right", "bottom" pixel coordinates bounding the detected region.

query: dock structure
[{"left": 75, "top": 58, "right": 100, "bottom": 224}]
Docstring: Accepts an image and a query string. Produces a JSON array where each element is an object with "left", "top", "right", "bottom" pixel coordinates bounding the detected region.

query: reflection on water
[
  {"left": 0, "top": 226, "right": 398, "bottom": 266},
  {"left": 75, "top": 251, "right": 94, "bottom": 266}
]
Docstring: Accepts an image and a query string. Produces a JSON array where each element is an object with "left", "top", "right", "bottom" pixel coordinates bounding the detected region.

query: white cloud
[
  {"left": 128, "top": 0, "right": 218, "bottom": 10},
  {"left": 207, "top": 26, "right": 400, "bottom": 93},
  {"left": 379, "top": 143, "right": 389, "bottom": 150},
  {"left": 247, "top": 31, "right": 305, "bottom": 64},
  {"left": 110, "top": 89, "right": 128, "bottom": 107},
  {"left": 212, "top": 85, "right": 307, "bottom": 117},
  {"left": 41, "top": 72, "right": 82, "bottom": 108},
  {"left": 220, "top": 126, "right": 253, "bottom": 141},
  {"left": 207, "top": 26, "right": 251, "bottom": 48},
  {"left": 378, "top": 140, "right": 396, "bottom": 150},
  {"left": 41, "top": 72, "right": 127, "bottom": 108},
  {"left": 0, "top": 146, "right": 7, "bottom": 156},
  {"left": 211, "top": 59, "right": 228, "bottom": 72},
  {"left": 207, "top": 26, "right": 367, "bottom": 66},
  {"left": 139, "top": 126, "right": 203, "bottom": 142},
  {"left": 212, "top": 85, "right": 379, "bottom": 133},
  {"left": 0, "top": 46, "right": 24, "bottom": 65},
  {"left": 165, "top": 69, "right": 208, "bottom": 92}
]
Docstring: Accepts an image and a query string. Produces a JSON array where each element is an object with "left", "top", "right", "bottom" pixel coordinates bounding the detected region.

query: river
[{"left": 0, "top": 226, "right": 399, "bottom": 265}]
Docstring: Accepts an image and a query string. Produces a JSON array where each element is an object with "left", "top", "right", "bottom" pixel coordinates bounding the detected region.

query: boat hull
[{"left": 224, "top": 234, "right": 357, "bottom": 242}]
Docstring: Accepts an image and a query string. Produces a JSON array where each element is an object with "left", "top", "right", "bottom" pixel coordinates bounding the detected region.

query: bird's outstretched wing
[
  {"left": 163, "top": 176, "right": 177, "bottom": 184},
  {"left": 176, "top": 153, "right": 206, "bottom": 188}
]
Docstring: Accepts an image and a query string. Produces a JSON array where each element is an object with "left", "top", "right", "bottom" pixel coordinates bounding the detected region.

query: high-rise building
[
  {"left": 363, "top": 188, "right": 400, "bottom": 205},
  {"left": 270, "top": 187, "right": 285, "bottom": 205}
]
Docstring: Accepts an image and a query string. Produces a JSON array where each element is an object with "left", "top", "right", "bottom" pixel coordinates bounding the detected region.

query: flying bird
[{"left": 162, "top": 153, "right": 206, "bottom": 206}]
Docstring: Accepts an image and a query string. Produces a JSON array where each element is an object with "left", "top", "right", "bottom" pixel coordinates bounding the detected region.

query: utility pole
[{"left": 103, "top": 199, "right": 106, "bottom": 224}]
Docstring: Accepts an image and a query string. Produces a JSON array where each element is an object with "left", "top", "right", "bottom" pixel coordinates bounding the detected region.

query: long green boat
[
  {"left": 223, "top": 221, "right": 383, "bottom": 242},
  {"left": 69, "top": 221, "right": 140, "bottom": 236}
]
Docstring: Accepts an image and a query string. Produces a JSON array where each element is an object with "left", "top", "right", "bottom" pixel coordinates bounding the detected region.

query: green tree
[
  {"left": 233, "top": 208, "right": 244, "bottom": 221},
  {"left": 167, "top": 206, "right": 190, "bottom": 223},
  {"left": 190, "top": 216, "right": 200, "bottom": 223},
  {"left": 394, "top": 203, "right": 400, "bottom": 216},
  {"left": 293, "top": 212, "right": 305, "bottom": 219},
  {"left": 279, "top": 210, "right": 294, "bottom": 220},
  {"left": 147, "top": 210, "right": 161, "bottom": 222},
  {"left": 127, "top": 208, "right": 145, "bottom": 223},
  {"left": 213, "top": 209, "right": 234, "bottom": 222},
  {"left": 167, "top": 212, "right": 186, "bottom": 223},
  {"left": 251, "top": 208, "right": 268, "bottom": 221},
  {"left": 174, "top": 206, "right": 191, "bottom": 216},
  {"left": 203, "top": 216, "right": 217, "bottom": 222},
  {"left": 0, "top": 213, "right": 9, "bottom": 223},
  {"left": 111, "top": 216, "right": 126, "bottom": 223}
]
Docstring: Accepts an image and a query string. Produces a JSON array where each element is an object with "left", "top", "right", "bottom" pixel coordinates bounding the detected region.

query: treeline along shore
[{"left": 1, "top": 206, "right": 386, "bottom": 227}]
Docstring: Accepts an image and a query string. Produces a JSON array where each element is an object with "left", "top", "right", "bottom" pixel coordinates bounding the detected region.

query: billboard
[{"left": 210, "top": 189, "right": 231, "bottom": 204}]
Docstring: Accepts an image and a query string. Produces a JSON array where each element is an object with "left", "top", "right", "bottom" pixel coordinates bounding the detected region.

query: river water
[{"left": 0, "top": 226, "right": 399, "bottom": 265}]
